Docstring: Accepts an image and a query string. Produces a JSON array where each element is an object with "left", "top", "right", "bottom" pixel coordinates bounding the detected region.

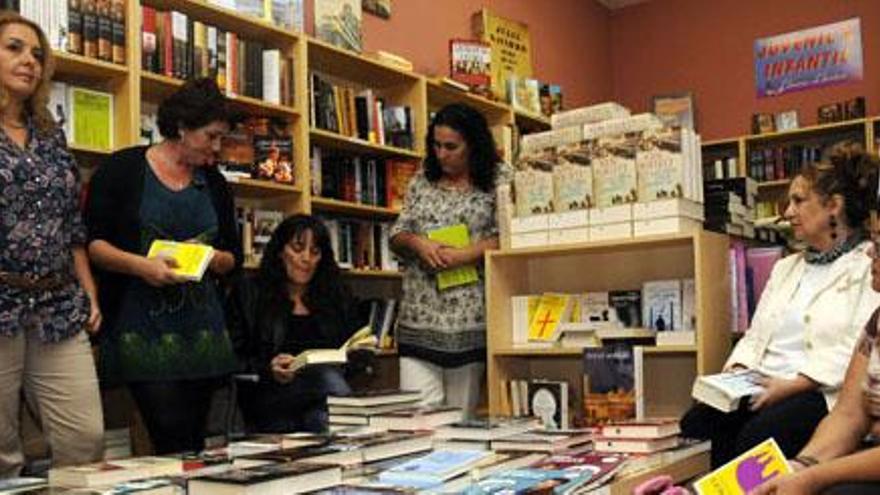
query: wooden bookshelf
[
  {"left": 307, "top": 38, "right": 420, "bottom": 88},
  {"left": 341, "top": 269, "right": 403, "bottom": 279},
  {"left": 226, "top": 178, "right": 303, "bottom": 198},
  {"left": 311, "top": 196, "right": 400, "bottom": 219},
  {"left": 309, "top": 127, "right": 422, "bottom": 159},
  {"left": 514, "top": 108, "right": 551, "bottom": 132},
  {"left": 426, "top": 80, "right": 512, "bottom": 122},
  {"left": 757, "top": 179, "right": 791, "bottom": 189},
  {"left": 485, "top": 231, "right": 731, "bottom": 420},
  {"left": 53, "top": 51, "right": 129, "bottom": 81},
  {"left": 746, "top": 117, "right": 867, "bottom": 143}
]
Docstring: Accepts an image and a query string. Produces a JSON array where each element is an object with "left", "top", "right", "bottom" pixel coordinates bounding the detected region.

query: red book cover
[
  {"left": 141, "top": 6, "right": 156, "bottom": 71},
  {"left": 449, "top": 39, "right": 491, "bottom": 94}
]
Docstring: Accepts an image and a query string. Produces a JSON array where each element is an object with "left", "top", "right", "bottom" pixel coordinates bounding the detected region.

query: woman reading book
[
  {"left": 0, "top": 12, "right": 103, "bottom": 475},
  {"left": 390, "top": 103, "right": 511, "bottom": 414},
  {"left": 681, "top": 143, "right": 880, "bottom": 468},
  {"left": 85, "top": 79, "right": 242, "bottom": 454},
  {"left": 227, "top": 214, "right": 367, "bottom": 432}
]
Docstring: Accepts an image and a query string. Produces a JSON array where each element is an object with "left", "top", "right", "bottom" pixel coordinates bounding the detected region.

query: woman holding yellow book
[
  {"left": 390, "top": 104, "right": 511, "bottom": 414},
  {"left": 0, "top": 12, "right": 103, "bottom": 476},
  {"left": 227, "top": 215, "right": 366, "bottom": 432},
  {"left": 85, "top": 79, "right": 241, "bottom": 454}
]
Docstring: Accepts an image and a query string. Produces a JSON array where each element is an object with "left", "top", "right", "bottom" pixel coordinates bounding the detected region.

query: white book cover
[
  {"left": 642, "top": 279, "right": 682, "bottom": 332},
  {"left": 514, "top": 169, "right": 554, "bottom": 217},
  {"left": 636, "top": 128, "right": 685, "bottom": 202},
  {"left": 527, "top": 380, "right": 569, "bottom": 429},
  {"left": 578, "top": 292, "right": 622, "bottom": 330},
  {"left": 262, "top": 49, "right": 281, "bottom": 104},
  {"left": 682, "top": 278, "right": 696, "bottom": 332},
  {"left": 552, "top": 162, "right": 592, "bottom": 212}
]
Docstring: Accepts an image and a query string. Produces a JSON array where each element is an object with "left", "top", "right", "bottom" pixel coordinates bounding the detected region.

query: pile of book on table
[{"left": 34, "top": 391, "right": 703, "bottom": 494}]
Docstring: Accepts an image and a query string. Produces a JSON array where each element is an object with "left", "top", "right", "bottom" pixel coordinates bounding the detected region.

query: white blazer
[{"left": 726, "top": 241, "right": 880, "bottom": 409}]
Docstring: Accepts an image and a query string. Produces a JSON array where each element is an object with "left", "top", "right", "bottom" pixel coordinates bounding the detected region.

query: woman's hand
[
  {"left": 724, "top": 363, "right": 748, "bottom": 373},
  {"left": 270, "top": 353, "right": 297, "bottom": 384},
  {"left": 208, "top": 250, "right": 235, "bottom": 275},
  {"left": 750, "top": 376, "right": 802, "bottom": 411},
  {"left": 862, "top": 379, "right": 880, "bottom": 418},
  {"left": 437, "top": 246, "right": 473, "bottom": 270},
  {"left": 414, "top": 237, "right": 449, "bottom": 271},
  {"left": 85, "top": 292, "right": 102, "bottom": 334},
  {"left": 749, "top": 469, "right": 818, "bottom": 495},
  {"left": 140, "top": 256, "right": 186, "bottom": 287}
]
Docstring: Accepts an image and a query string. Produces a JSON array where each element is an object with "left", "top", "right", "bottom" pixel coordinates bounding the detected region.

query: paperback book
[
  {"left": 693, "top": 438, "right": 790, "bottom": 495},
  {"left": 146, "top": 240, "right": 215, "bottom": 282},
  {"left": 314, "top": 0, "right": 362, "bottom": 52},
  {"left": 287, "top": 325, "right": 377, "bottom": 373},
  {"left": 426, "top": 224, "right": 479, "bottom": 291},
  {"left": 449, "top": 39, "right": 491, "bottom": 96},
  {"left": 691, "top": 369, "right": 765, "bottom": 413}
]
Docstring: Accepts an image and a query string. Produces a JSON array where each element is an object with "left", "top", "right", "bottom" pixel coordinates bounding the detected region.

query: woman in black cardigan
[
  {"left": 85, "top": 79, "right": 242, "bottom": 454},
  {"left": 227, "top": 214, "right": 365, "bottom": 433}
]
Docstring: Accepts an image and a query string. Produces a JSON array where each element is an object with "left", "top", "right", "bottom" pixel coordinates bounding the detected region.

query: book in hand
[
  {"left": 691, "top": 369, "right": 765, "bottom": 412},
  {"left": 377, "top": 449, "right": 491, "bottom": 489},
  {"left": 693, "top": 438, "right": 790, "bottom": 495},
  {"left": 188, "top": 461, "right": 341, "bottom": 495},
  {"left": 426, "top": 223, "right": 479, "bottom": 290},
  {"left": 288, "top": 325, "right": 378, "bottom": 373},
  {"left": 146, "top": 240, "right": 215, "bottom": 282}
]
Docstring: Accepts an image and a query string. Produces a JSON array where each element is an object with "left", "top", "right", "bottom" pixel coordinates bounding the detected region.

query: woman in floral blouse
[
  {"left": 86, "top": 79, "right": 241, "bottom": 454},
  {"left": 390, "top": 103, "right": 510, "bottom": 415},
  {"left": 0, "top": 13, "right": 103, "bottom": 476}
]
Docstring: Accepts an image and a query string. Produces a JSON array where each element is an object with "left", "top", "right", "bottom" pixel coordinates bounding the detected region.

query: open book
[
  {"left": 290, "top": 326, "right": 378, "bottom": 373},
  {"left": 146, "top": 240, "right": 215, "bottom": 282},
  {"left": 691, "top": 369, "right": 765, "bottom": 412}
]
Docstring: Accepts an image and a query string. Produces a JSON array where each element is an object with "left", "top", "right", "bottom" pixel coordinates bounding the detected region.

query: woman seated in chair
[{"left": 227, "top": 214, "right": 366, "bottom": 432}]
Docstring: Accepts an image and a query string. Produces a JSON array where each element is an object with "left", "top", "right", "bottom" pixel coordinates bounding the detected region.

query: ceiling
[{"left": 596, "top": 0, "right": 653, "bottom": 10}]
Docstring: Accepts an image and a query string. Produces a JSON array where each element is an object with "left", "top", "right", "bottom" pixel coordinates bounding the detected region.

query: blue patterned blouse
[{"left": 0, "top": 123, "right": 90, "bottom": 342}]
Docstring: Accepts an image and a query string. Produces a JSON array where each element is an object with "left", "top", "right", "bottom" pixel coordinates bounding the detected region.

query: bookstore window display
[
  {"left": 681, "top": 145, "right": 880, "bottom": 468},
  {"left": 0, "top": 12, "right": 104, "bottom": 476},
  {"left": 390, "top": 103, "right": 512, "bottom": 414},
  {"left": 227, "top": 214, "right": 369, "bottom": 433},
  {"left": 85, "top": 78, "right": 242, "bottom": 455}
]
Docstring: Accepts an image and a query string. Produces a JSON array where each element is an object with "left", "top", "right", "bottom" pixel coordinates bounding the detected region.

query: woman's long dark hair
[
  {"left": 424, "top": 103, "right": 501, "bottom": 192},
  {"left": 256, "top": 214, "right": 349, "bottom": 318}
]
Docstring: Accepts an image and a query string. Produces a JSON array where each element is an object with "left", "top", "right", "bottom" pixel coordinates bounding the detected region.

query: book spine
[
  {"left": 81, "top": 0, "right": 97, "bottom": 58},
  {"left": 110, "top": 0, "right": 124, "bottom": 64},
  {"left": 96, "top": 0, "right": 112, "bottom": 61},
  {"left": 67, "top": 0, "right": 83, "bottom": 54}
]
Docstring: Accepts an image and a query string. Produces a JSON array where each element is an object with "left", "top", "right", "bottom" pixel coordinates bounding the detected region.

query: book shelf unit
[{"left": 485, "top": 231, "right": 731, "bottom": 421}]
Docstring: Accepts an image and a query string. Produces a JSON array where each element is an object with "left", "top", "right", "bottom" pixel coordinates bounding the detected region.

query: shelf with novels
[
  {"left": 309, "top": 128, "right": 422, "bottom": 160},
  {"left": 140, "top": 0, "right": 301, "bottom": 46},
  {"left": 745, "top": 117, "right": 867, "bottom": 144},
  {"left": 311, "top": 196, "right": 400, "bottom": 219},
  {"left": 425, "top": 80, "right": 512, "bottom": 124},
  {"left": 341, "top": 269, "right": 403, "bottom": 279},
  {"left": 485, "top": 231, "right": 731, "bottom": 421},
  {"left": 53, "top": 51, "right": 130, "bottom": 82},
  {"left": 227, "top": 177, "right": 303, "bottom": 198}
]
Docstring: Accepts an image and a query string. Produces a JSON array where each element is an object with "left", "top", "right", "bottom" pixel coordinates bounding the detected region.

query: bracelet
[{"left": 793, "top": 455, "right": 820, "bottom": 467}]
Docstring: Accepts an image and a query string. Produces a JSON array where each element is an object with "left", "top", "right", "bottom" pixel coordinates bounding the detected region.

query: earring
[{"left": 830, "top": 214, "right": 838, "bottom": 240}]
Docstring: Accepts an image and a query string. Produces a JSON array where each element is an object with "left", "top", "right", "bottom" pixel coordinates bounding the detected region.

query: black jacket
[{"left": 226, "top": 275, "right": 364, "bottom": 381}]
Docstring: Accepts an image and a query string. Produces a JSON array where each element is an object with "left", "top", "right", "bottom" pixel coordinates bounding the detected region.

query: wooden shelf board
[
  {"left": 227, "top": 177, "right": 303, "bottom": 198},
  {"left": 642, "top": 345, "right": 697, "bottom": 354},
  {"left": 757, "top": 179, "right": 791, "bottom": 189},
  {"left": 307, "top": 38, "right": 420, "bottom": 88},
  {"left": 489, "top": 233, "right": 696, "bottom": 259},
  {"left": 53, "top": 51, "right": 129, "bottom": 81},
  {"left": 514, "top": 109, "right": 551, "bottom": 130},
  {"left": 426, "top": 80, "right": 511, "bottom": 118},
  {"left": 702, "top": 137, "right": 741, "bottom": 147},
  {"left": 309, "top": 128, "right": 422, "bottom": 159},
  {"left": 69, "top": 143, "right": 114, "bottom": 156},
  {"left": 141, "top": 0, "right": 299, "bottom": 46},
  {"left": 746, "top": 117, "right": 867, "bottom": 142},
  {"left": 341, "top": 269, "right": 403, "bottom": 279},
  {"left": 141, "top": 72, "right": 300, "bottom": 118},
  {"left": 311, "top": 196, "right": 400, "bottom": 218},
  {"left": 493, "top": 347, "right": 586, "bottom": 357}
]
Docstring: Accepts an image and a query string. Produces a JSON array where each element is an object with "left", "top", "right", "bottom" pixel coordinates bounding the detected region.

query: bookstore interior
[{"left": 4, "top": 0, "right": 880, "bottom": 494}]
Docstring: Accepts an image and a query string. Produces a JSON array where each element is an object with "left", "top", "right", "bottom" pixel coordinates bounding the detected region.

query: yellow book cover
[
  {"left": 69, "top": 86, "right": 113, "bottom": 151},
  {"left": 427, "top": 224, "right": 479, "bottom": 291},
  {"left": 146, "top": 240, "right": 215, "bottom": 282},
  {"left": 694, "top": 438, "right": 791, "bottom": 495},
  {"left": 472, "top": 8, "right": 533, "bottom": 101},
  {"left": 527, "top": 293, "right": 572, "bottom": 341}
]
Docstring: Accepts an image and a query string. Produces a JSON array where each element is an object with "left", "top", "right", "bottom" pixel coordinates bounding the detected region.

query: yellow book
[
  {"left": 146, "top": 240, "right": 215, "bottom": 282},
  {"left": 69, "top": 86, "right": 113, "bottom": 151},
  {"left": 290, "top": 325, "right": 377, "bottom": 373},
  {"left": 527, "top": 293, "right": 573, "bottom": 342},
  {"left": 426, "top": 224, "right": 479, "bottom": 291},
  {"left": 694, "top": 438, "right": 791, "bottom": 494}
]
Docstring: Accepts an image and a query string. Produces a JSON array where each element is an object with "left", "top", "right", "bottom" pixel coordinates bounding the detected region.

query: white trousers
[
  {"left": 398, "top": 357, "right": 484, "bottom": 416},
  {"left": 0, "top": 329, "right": 104, "bottom": 477}
]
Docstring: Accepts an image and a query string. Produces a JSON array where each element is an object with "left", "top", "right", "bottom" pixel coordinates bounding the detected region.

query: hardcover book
[
  {"left": 449, "top": 39, "right": 491, "bottom": 95},
  {"left": 693, "top": 438, "right": 790, "bottom": 495},
  {"left": 288, "top": 325, "right": 377, "bottom": 373},
  {"left": 600, "top": 417, "right": 681, "bottom": 439},
  {"left": 146, "top": 240, "right": 215, "bottom": 282},
  {"left": 691, "top": 369, "right": 765, "bottom": 413},
  {"left": 471, "top": 8, "right": 532, "bottom": 101},
  {"left": 327, "top": 390, "right": 421, "bottom": 408},
  {"left": 426, "top": 224, "right": 479, "bottom": 291},
  {"left": 583, "top": 343, "right": 636, "bottom": 425},
  {"left": 591, "top": 136, "right": 638, "bottom": 207},
  {"left": 314, "top": 0, "right": 362, "bottom": 52}
]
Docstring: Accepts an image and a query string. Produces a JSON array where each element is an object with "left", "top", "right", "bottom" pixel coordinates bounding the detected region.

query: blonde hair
[{"left": 0, "top": 11, "right": 56, "bottom": 132}]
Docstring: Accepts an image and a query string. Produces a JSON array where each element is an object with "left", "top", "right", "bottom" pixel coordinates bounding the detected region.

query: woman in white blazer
[{"left": 681, "top": 144, "right": 880, "bottom": 468}]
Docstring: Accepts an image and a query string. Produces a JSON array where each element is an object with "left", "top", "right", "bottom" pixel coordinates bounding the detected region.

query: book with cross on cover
[{"left": 527, "top": 293, "right": 574, "bottom": 342}]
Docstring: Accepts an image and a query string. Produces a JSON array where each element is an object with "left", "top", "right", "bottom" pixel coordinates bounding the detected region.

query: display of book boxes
[
  {"left": 551, "top": 102, "right": 631, "bottom": 129},
  {"left": 632, "top": 198, "right": 704, "bottom": 237},
  {"left": 589, "top": 204, "right": 632, "bottom": 242}
]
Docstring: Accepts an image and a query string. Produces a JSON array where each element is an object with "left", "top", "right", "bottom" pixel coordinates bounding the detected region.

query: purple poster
[{"left": 754, "top": 18, "right": 863, "bottom": 98}]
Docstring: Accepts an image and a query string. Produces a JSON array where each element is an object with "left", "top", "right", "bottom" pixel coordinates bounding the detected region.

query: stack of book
[
  {"left": 327, "top": 390, "right": 421, "bottom": 430},
  {"left": 433, "top": 418, "right": 536, "bottom": 451},
  {"left": 703, "top": 177, "right": 758, "bottom": 238},
  {"left": 593, "top": 418, "right": 681, "bottom": 454}
]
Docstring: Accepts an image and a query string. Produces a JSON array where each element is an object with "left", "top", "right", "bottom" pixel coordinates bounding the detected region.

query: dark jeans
[
  {"left": 240, "top": 365, "right": 351, "bottom": 433},
  {"left": 823, "top": 483, "right": 880, "bottom": 495},
  {"left": 680, "top": 389, "right": 827, "bottom": 468},
  {"left": 129, "top": 377, "right": 224, "bottom": 455}
]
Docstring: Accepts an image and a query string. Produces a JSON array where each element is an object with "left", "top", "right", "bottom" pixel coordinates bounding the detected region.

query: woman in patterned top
[
  {"left": 86, "top": 79, "right": 241, "bottom": 454},
  {"left": 681, "top": 144, "right": 880, "bottom": 469},
  {"left": 390, "top": 103, "right": 511, "bottom": 415},
  {"left": 0, "top": 13, "right": 103, "bottom": 476}
]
